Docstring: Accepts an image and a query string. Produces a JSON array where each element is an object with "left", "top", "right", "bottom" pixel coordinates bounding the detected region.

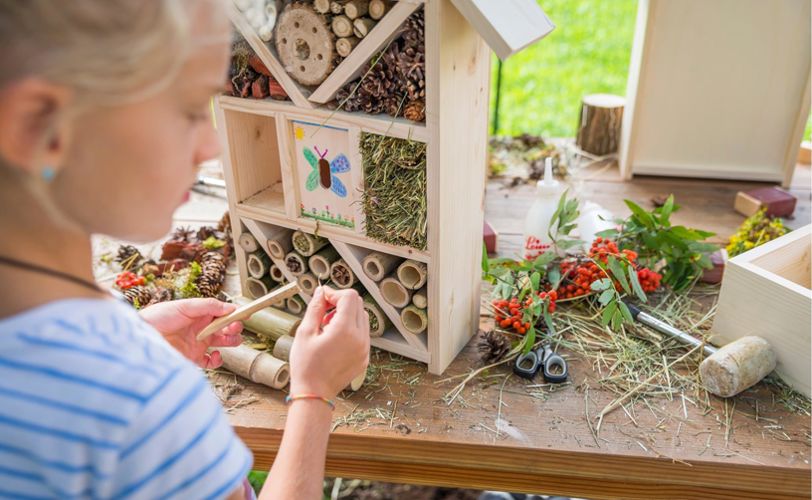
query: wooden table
[{"left": 218, "top": 164, "right": 812, "bottom": 500}]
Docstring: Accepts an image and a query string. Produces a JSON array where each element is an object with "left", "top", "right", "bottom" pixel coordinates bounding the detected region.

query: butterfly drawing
[{"left": 303, "top": 146, "right": 350, "bottom": 198}]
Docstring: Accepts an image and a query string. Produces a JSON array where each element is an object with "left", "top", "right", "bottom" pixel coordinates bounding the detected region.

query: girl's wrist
[{"left": 285, "top": 393, "right": 336, "bottom": 410}]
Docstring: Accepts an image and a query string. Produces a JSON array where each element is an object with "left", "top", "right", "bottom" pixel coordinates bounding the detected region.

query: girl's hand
[
  {"left": 289, "top": 286, "right": 370, "bottom": 399},
  {"left": 139, "top": 298, "right": 243, "bottom": 369}
]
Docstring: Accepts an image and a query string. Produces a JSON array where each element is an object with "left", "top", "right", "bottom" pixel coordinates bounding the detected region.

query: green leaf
[
  {"left": 202, "top": 236, "right": 226, "bottom": 250},
  {"left": 533, "top": 250, "right": 556, "bottom": 268},
  {"left": 618, "top": 301, "right": 634, "bottom": 324},
  {"left": 607, "top": 256, "right": 631, "bottom": 295},
  {"left": 601, "top": 301, "right": 617, "bottom": 326},
  {"left": 530, "top": 271, "right": 540, "bottom": 292},
  {"left": 628, "top": 266, "right": 647, "bottom": 302},
  {"left": 548, "top": 267, "right": 561, "bottom": 289},
  {"left": 595, "top": 228, "right": 619, "bottom": 239},
  {"left": 591, "top": 278, "right": 612, "bottom": 291},
  {"left": 523, "top": 325, "right": 536, "bottom": 354},
  {"left": 598, "top": 288, "right": 615, "bottom": 306},
  {"left": 543, "top": 307, "right": 556, "bottom": 335},
  {"left": 624, "top": 199, "right": 656, "bottom": 229},
  {"left": 556, "top": 238, "right": 586, "bottom": 250},
  {"left": 481, "top": 242, "right": 489, "bottom": 273},
  {"left": 658, "top": 195, "right": 675, "bottom": 224}
]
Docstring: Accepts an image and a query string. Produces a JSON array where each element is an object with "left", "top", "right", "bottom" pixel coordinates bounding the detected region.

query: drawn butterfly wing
[
  {"left": 330, "top": 175, "right": 347, "bottom": 198},
  {"left": 330, "top": 154, "right": 351, "bottom": 173},
  {"left": 305, "top": 170, "right": 319, "bottom": 191},
  {"left": 303, "top": 147, "right": 318, "bottom": 168}
]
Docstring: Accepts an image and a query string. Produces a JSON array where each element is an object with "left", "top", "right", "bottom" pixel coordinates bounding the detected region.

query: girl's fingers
[
  {"left": 177, "top": 298, "right": 236, "bottom": 319},
  {"left": 203, "top": 350, "right": 223, "bottom": 370},
  {"left": 208, "top": 330, "right": 243, "bottom": 348}
]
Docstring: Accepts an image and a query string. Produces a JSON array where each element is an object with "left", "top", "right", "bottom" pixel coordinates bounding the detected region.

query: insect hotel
[{"left": 217, "top": 0, "right": 553, "bottom": 374}]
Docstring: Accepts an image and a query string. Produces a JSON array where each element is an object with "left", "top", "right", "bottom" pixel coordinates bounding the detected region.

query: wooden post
[
  {"left": 344, "top": 0, "right": 369, "bottom": 19},
  {"left": 575, "top": 94, "right": 625, "bottom": 156}
]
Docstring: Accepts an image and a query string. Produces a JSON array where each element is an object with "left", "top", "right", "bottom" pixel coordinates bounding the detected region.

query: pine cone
[
  {"left": 171, "top": 226, "right": 195, "bottom": 242},
  {"left": 124, "top": 286, "right": 152, "bottom": 309},
  {"left": 147, "top": 287, "right": 174, "bottom": 306},
  {"left": 403, "top": 100, "right": 425, "bottom": 122},
  {"left": 477, "top": 329, "right": 511, "bottom": 364},
  {"left": 217, "top": 212, "right": 232, "bottom": 235},
  {"left": 196, "top": 252, "right": 227, "bottom": 298},
  {"left": 115, "top": 245, "right": 143, "bottom": 268}
]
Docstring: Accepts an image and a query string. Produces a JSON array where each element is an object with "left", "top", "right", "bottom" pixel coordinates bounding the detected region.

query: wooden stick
[
  {"left": 297, "top": 272, "right": 319, "bottom": 295},
  {"left": 363, "top": 294, "right": 390, "bottom": 337},
  {"left": 273, "top": 334, "right": 295, "bottom": 361},
  {"left": 368, "top": 0, "right": 389, "bottom": 20},
  {"left": 233, "top": 295, "right": 301, "bottom": 340},
  {"left": 401, "top": 305, "right": 428, "bottom": 335},
  {"left": 246, "top": 252, "right": 272, "bottom": 279},
  {"left": 396, "top": 259, "right": 427, "bottom": 290},
  {"left": 336, "top": 36, "right": 360, "bottom": 57},
  {"left": 344, "top": 0, "right": 369, "bottom": 19},
  {"left": 362, "top": 252, "right": 401, "bottom": 282},
  {"left": 245, "top": 276, "right": 274, "bottom": 299},
  {"left": 219, "top": 344, "right": 290, "bottom": 389},
  {"left": 285, "top": 251, "right": 308, "bottom": 277},
  {"left": 330, "top": 258, "right": 357, "bottom": 289},
  {"left": 291, "top": 230, "right": 329, "bottom": 257},
  {"left": 314, "top": 0, "right": 331, "bottom": 14},
  {"left": 412, "top": 286, "right": 427, "bottom": 309},
  {"left": 352, "top": 17, "right": 376, "bottom": 38},
  {"left": 380, "top": 276, "right": 412, "bottom": 308},
  {"left": 197, "top": 282, "right": 300, "bottom": 340},
  {"left": 266, "top": 228, "right": 293, "bottom": 260},
  {"left": 238, "top": 232, "right": 259, "bottom": 253},
  {"left": 308, "top": 246, "right": 340, "bottom": 279},
  {"left": 331, "top": 14, "right": 353, "bottom": 38},
  {"left": 285, "top": 296, "right": 306, "bottom": 315}
]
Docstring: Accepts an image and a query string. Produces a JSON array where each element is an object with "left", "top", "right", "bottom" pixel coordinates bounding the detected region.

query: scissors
[{"left": 513, "top": 343, "right": 568, "bottom": 383}]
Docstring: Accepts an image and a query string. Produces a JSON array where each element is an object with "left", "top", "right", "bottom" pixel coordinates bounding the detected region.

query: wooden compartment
[{"left": 712, "top": 225, "right": 812, "bottom": 397}]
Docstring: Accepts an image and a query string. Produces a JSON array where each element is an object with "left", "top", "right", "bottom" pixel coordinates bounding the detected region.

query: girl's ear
[{"left": 0, "top": 77, "right": 73, "bottom": 176}]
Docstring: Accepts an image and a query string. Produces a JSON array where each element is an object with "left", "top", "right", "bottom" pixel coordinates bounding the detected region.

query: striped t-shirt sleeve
[{"left": 103, "top": 364, "right": 253, "bottom": 500}]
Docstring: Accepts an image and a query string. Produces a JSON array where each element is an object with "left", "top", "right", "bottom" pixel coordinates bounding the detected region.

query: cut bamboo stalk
[
  {"left": 401, "top": 305, "right": 428, "bottom": 335},
  {"left": 314, "top": 0, "right": 331, "bottom": 14},
  {"left": 363, "top": 294, "right": 390, "bottom": 337},
  {"left": 362, "top": 252, "right": 401, "bottom": 282},
  {"left": 234, "top": 295, "right": 301, "bottom": 341},
  {"left": 380, "top": 276, "right": 412, "bottom": 308},
  {"left": 331, "top": 14, "right": 353, "bottom": 37},
  {"left": 285, "top": 296, "right": 306, "bottom": 315},
  {"left": 269, "top": 264, "right": 286, "bottom": 282},
  {"left": 330, "top": 258, "right": 357, "bottom": 289},
  {"left": 368, "top": 0, "right": 389, "bottom": 20},
  {"left": 291, "top": 230, "right": 329, "bottom": 257},
  {"left": 336, "top": 36, "right": 360, "bottom": 57},
  {"left": 219, "top": 344, "right": 290, "bottom": 389},
  {"left": 273, "top": 334, "right": 295, "bottom": 362},
  {"left": 285, "top": 251, "right": 308, "bottom": 277},
  {"left": 267, "top": 228, "right": 294, "bottom": 259},
  {"left": 352, "top": 17, "right": 376, "bottom": 38},
  {"left": 245, "top": 276, "right": 274, "bottom": 299},
  {"left": 308, "top": 246, "right": 340, "bottom": 279},
  {"left": 412, "top": 286, "right": 427, "bottom": 309},
  {"left": 396, "top": 259, "right": 427, "bottom": 290},
  {"left": 297, "top": 272, "right": 319, "bottom": 295},
  {"left": 238, "top": 232, "right": 259, "bottom": 253},
  {"left": 247, "top": 252, "right": 272, "bottom": 279},
  {"left": 344, "top": 0, "right": 369, "bottom": 19},
  {"left": 198, "top": 283, "right": 300, "bottom": 340}
]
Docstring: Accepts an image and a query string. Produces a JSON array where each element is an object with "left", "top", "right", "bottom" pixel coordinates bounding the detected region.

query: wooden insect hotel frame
[{"left": 217, "top": 0, "right": 553, "bottom": 374}]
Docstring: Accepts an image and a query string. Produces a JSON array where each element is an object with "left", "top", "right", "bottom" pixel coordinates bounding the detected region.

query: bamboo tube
[
  {"left": 219, "top": 344, "right": 290, "bottom": 389},
  {"left": 352, "top": 17, "right": 376, "bottom": 38},
  {"left": 368, "top": 0, "right": 389, "bottom": 20},
  {"left": 314, "top": 0, "right": 331, "bottom": 13},
  {"left": 297, "top": 272, "right": 319, "bottom": 295},
  {"left": 234, "top": 296, "right": 301, "bottom": 340},
  {"left": 332, "top": 15, "right": 353, "bottom": 38},
  {"left": 397, "top": 259, "right": 427, "bottom": 290},
  {"left": 363, "top": 294, "right": 390, "bottom": 337},
  {"left": 380, "top": 276, "right": 412, "bottom": 308},
  {"left": 266, "top": 228, "right": 293, "bottom": 260},
  {"left": 412, "top": 286, "right": 427, "bottom": 309},
  {"left": 285, "top": 296, "right": 306, "bottom": 315},
  {"left": 247, "top": 252, "right": 272, "bottom": 279},
  {"left": 336, "top": 36, "right": 360, "bottom": 57},
  {"left": 362, "top": 252, "right": 401, "bottom": 282},
  {"left": 269, "top": 264, "right": 285, "bottom": 282},
  {"left": 308, "top": 247, "right": 340, "bottom": 279},
  {"left": 238, "top": 232, "right": 259, "bottom": 253},
  {"left": 272, "top": 334, "right": 295, "bottom": 362},
  {"left": 330, "top": 258, "right": 357, "bottom": 289},
  {"left": 401, "top": 305, "right": 428, "bottom": 335},
  {"left": 291, "top": 230, "right": 329, "bottom": 257},
  {"left": 344, "top": 0, "right": 369, "bottom": 19},
  {"left": 285, "top": 252, "right": 308, "bottom": 277},
  {"left": 245, "top": 276, "right": 274, "bottom": 298}
]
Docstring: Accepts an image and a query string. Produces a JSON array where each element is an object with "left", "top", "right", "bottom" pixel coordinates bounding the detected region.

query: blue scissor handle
[{"left": 540, "top": 344, "right": 568, "bottom": 383}]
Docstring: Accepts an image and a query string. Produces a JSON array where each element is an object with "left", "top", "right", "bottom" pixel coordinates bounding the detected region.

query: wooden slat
[{"left": 307, "top": 0, "right": 424, "bottom": 104}]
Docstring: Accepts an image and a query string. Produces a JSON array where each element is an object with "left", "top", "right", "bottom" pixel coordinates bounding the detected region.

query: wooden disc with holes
[{"left": 275, "top": 3, "right": 335, "bottom": 87}]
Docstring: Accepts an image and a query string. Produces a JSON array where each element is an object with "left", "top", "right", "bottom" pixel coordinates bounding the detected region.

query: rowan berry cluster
[{"left": 492, "top": 290, "right": 557, "bottom": 335}]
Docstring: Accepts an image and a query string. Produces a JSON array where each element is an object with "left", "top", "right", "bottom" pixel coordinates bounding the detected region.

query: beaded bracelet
[{"left": 285, "top": 394, "right": 336, "bottom": 410}]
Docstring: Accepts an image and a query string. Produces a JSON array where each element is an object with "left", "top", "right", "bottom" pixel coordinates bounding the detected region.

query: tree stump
[
  {"left": 575, "top": 94, "right": 625, "bottom": 156},
  {"left": 275, "top": 3, "right": 335, "bottom": 86}
]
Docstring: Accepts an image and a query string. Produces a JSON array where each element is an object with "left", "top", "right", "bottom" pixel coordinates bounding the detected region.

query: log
[
  {"left": 285, "top": 296, "right": 306, "bottom": 315},
  {"left": 272, "top": 334, "right": 295, "bottom": 362},
  {"left": 246, "top": 252, "right": 272, "bottom": 279},
  {"left": 238, "top": 232, "right": 259, "bottom": 253},
  {"left": 219, "top": 344, "right": 290, "bottom": 390},
  {"left": 368, "top": 0, "right": 390, "bottom": 20},
  {"left": 363, "top": 294, "right": 391, "bottom": 337},
  {"left": 275, "top": 2, "right": 336, "bottom": 87},
  {"left": 331, "top": 15, "right": 354, "bottom": 38},
  {"left": 330, "top": 258, "right": 357, "bottom": 289},
  {"left": 336, "top": 36, "right": 360, "bottom": 57},
  {"left": 396, "top": 259, "right": 427, "bottom": 290},
  {"left": 352, "top": 17, "right": 376, "bottom": 38},
  {"left": 362, "top": 252, "right": 401, "bottom": 282},
  {"left": 234, "top": 296, "right": 301, "bottom": 340},
  {"left": 330, "top": 0, "right": 347, "bottom": 14},
  {"left": 245, "top": 276, "right": 275, "bottom": 299},
  {"left": 575, "top": 94, "right": 625, "bottom": 156},
  {"left": 412, "top": 286, "right": 427, "bottom": 309},
  {"left": 308, "top": 246, "right": 340, "bottom": 279},
  {"left": 344, "top": 0, "right": 369, "bottom": 19},
  {"left": 291, "top": 230, "right": 329, "bottom": 257},
  {"left": 266, "top": 227, "right": 293, "bottom": 260},
  {"left": 380, "top": 276, "right": 412, "bottom": 308},
  {"left": 314, "top": 0, "right": 331, "bottom": 14},
  {"left": 285, "top": 252, "right": 308, "bottom": 277},
  {"left": 297, "top": 272, "right": 319, "bottom": 295},
  {"left": 401, "top": 305, "right": 428, "bottom": 335}
]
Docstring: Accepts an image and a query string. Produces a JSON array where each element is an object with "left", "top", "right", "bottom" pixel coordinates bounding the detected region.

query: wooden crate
[
  {"left": 712, "top": 225, "right": 811, "bottom": 397},
  {"left": 216, "top": 0, "right": 552, "bottom": 374}
]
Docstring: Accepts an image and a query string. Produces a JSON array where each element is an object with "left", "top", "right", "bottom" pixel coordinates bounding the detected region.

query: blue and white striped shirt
[{"left": 0, "top": 298, "right": 253, "bottom": 499}]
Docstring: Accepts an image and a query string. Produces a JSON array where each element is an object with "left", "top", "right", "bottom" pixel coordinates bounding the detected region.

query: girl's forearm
[{"left": 259, "top": 400, "right": 333, "bottom": 500}]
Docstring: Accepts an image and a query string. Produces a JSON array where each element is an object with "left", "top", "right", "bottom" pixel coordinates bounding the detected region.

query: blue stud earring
[{"left": 41, "top": 166, "right": 56, "bottom": 183}]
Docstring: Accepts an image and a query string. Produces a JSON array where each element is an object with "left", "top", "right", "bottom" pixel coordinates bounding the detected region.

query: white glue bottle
[
  {"left": 576, "top": 201, "right": 616, "bottom": 251},
  {"left": 522, "top": 157, "right": 563, "bottom": 260}
]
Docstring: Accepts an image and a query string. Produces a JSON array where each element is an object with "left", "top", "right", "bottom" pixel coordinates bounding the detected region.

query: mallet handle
[{"left": 626, "top": 302, "right": 716, "bottom": 357}]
